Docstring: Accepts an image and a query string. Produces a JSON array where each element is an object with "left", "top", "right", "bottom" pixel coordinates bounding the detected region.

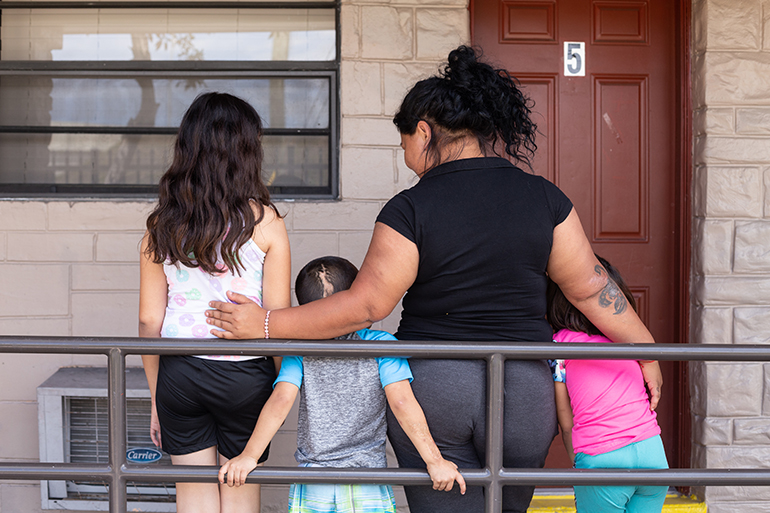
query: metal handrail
[{"left": 2, "top": 335, "right": 769, "bottom": 513}]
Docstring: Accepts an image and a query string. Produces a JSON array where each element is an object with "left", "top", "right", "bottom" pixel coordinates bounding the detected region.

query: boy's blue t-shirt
[{"left": 275, "top": 329, "right": 413, "bottom": 389}]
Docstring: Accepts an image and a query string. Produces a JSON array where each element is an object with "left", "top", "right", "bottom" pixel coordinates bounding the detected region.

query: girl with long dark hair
[{"left": 139, "top": 92, "right": 291, "bottom": 513}]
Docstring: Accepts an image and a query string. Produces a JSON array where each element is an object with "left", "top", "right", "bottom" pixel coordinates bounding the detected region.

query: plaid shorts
[{"left": 288, "top": 483, "right": 396, "bottom": 513}]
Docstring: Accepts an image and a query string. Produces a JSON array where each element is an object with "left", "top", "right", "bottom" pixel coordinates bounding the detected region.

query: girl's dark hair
[
  {"left": 295, "top": 256, "right": 359, "bottom": 305},
  {"left": 393, "top": 45, "right": 537, "bottom": 170},
  {"left": 547, "top": 255, "right": 638, "bottom": 336},
  {"left": 145, "top": 92, "right": 276, "bottom": 275}
]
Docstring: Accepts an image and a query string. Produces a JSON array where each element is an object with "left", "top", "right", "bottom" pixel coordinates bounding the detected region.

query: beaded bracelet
[{"left": 264, "top": 310, "right": 271, "bottom": 339}]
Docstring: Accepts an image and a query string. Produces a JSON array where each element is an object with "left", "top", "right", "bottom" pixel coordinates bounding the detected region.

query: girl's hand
[
  {"left": 149, "top": 401, "right": 161, "bottom": 448},
  {"left": 218, "top": 454, "right": 258, "bottom": 487},
  {"left": 426, "top": 459, "right": 466, "bottom": 494},
  {"left": 206, "top": 291, "right": 264, "bottom": 339}
]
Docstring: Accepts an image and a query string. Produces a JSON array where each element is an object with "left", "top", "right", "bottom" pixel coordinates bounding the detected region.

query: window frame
[{"left": 0, "top": 1, "right": 340, "bottom": 199}]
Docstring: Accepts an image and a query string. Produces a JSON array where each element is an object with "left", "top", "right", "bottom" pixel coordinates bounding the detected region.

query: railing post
[
  {"left": 486, "top": 353, "right": 504, "bottom": 513},
  {"left": 108, "top": 347, "right": 127, "bottom": 513}
]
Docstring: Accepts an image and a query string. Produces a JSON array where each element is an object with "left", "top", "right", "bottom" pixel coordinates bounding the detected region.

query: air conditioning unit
[{"left": 38, "top": 367, "right": 176, "bottom": 511}]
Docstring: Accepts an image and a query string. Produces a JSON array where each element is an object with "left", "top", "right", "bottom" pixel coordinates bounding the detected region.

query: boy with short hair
[{"left": 219, "top": 256, "right": 465, "bottom": 512}]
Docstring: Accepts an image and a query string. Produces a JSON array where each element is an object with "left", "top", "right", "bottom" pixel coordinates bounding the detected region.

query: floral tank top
[{"left": 161, "top": 238, "right": 265, "bottom": 361}]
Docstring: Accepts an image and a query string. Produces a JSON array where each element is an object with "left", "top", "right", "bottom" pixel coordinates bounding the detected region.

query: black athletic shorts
[{"left": 156, "top": 355, "right": 276, "bottom": 461}]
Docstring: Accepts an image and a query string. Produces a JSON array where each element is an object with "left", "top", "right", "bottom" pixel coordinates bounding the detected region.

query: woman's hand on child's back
[
  {"left": 218, "top": 454, "right": 258, "bottom": 487},
  {"left": 207, "top": 291, "right": 265, "bottom": 339},
  {"left": 426, "top": 459, "right": 466, "bottom": 494}
]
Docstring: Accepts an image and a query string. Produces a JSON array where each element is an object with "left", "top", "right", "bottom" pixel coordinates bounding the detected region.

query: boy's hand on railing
[
  {"left": 218, "top": 454, "right": 258, "bottom": 487},
  {"left": 426, "top": 458, "right": 466, "bottom": 494}
]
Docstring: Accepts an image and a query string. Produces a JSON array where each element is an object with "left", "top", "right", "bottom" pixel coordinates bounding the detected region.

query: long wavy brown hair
[{"left": 145, "top": 92, "right": 277, "bottom": 275}]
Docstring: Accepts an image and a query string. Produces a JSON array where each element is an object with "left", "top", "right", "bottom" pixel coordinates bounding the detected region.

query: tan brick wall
[
  {"left": 0, "top": 1, "right": 469, "bottom": 511},
  {"left": 691, "top": 0, "right": 770, "bottom": 509},
  {"left": 19, "top": 0, "right": 770, "bottom": 510},
  {"left": 20, "top": 0, "right": 770, "bottom": 510}
]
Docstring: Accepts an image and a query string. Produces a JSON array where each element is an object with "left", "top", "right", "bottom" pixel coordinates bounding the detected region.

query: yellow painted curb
[{"left": 527, "top": 493, "right": 706, "bottom": 512}]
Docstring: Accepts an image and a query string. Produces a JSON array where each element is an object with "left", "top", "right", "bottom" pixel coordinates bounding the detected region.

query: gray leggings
[{"left": 386, "top": 359, "right": 557, "bottom": 513}]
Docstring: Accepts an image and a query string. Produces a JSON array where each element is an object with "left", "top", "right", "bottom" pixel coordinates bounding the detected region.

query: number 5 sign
[{"left": 564, "top": 42, "right": 585, "bottom": 77}]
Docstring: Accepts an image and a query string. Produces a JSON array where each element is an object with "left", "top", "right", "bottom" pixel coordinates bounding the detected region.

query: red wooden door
[{"left": 473, "top": 0, "right": 686, "bottom": 469}]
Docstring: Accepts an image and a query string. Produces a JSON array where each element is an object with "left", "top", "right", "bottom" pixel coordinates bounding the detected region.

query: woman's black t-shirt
[{"left": 376, "top": 157, "right": 573, "bottom": 343}]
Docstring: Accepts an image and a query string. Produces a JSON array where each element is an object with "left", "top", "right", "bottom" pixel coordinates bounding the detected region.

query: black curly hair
[{"left": 393, "top": 45, "right": 537, "bottom": 171}]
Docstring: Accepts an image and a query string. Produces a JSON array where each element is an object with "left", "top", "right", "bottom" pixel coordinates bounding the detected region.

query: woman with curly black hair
[{"left": 206, "top": 46, "right": 662, "bottom": 513}]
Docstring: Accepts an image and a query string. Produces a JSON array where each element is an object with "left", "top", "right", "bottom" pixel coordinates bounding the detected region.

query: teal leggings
[{"left": 574, "top": 435, "right": 668, "bottom": 513}]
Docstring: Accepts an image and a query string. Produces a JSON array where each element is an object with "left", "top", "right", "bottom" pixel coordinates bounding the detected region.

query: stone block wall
[
  {"left": 0, "top": 0, "right": 469, "bottom": 511},
  {"left": 13, "top": 0, "right": 770, "bottom": 511},
  {"left": 691, "top": 0, "right": 770, "bottom": 510}
]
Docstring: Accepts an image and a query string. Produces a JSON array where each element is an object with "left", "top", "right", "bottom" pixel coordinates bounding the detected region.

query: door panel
[
  {"left": 473, "top": 0, "right": 682, "bottom": 469},
  {"left": 594, "top": 75, "right": 647, "bottom": 239}
]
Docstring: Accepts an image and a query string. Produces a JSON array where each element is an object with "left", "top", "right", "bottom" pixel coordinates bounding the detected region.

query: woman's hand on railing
[{"left": 206, "top": 291, "right": 265, "bottom": 339}]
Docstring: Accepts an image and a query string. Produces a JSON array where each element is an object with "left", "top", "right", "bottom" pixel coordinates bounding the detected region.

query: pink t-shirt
[{"left": 552, "top": 328, "right": 660, "bottom": 456}]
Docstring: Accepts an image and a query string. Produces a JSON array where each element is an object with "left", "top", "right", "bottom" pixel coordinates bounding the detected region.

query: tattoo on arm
[{"left": 595, "top": 265, "right": 627, "bottom": 315}]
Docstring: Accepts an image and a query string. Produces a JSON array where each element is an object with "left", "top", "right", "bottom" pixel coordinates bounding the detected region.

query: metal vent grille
[{"left": 65, "top": 397, "right": 175, "bottom": 501}]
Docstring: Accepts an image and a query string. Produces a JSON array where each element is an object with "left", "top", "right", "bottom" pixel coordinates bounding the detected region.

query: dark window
[{"left": 0, "top": 1, "right": 339, "bottom": 198}]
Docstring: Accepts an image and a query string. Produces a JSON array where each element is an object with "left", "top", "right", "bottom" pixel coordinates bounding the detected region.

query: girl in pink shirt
[{"left": 547, "top": 256, "right": 668, "bottom": 512}]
